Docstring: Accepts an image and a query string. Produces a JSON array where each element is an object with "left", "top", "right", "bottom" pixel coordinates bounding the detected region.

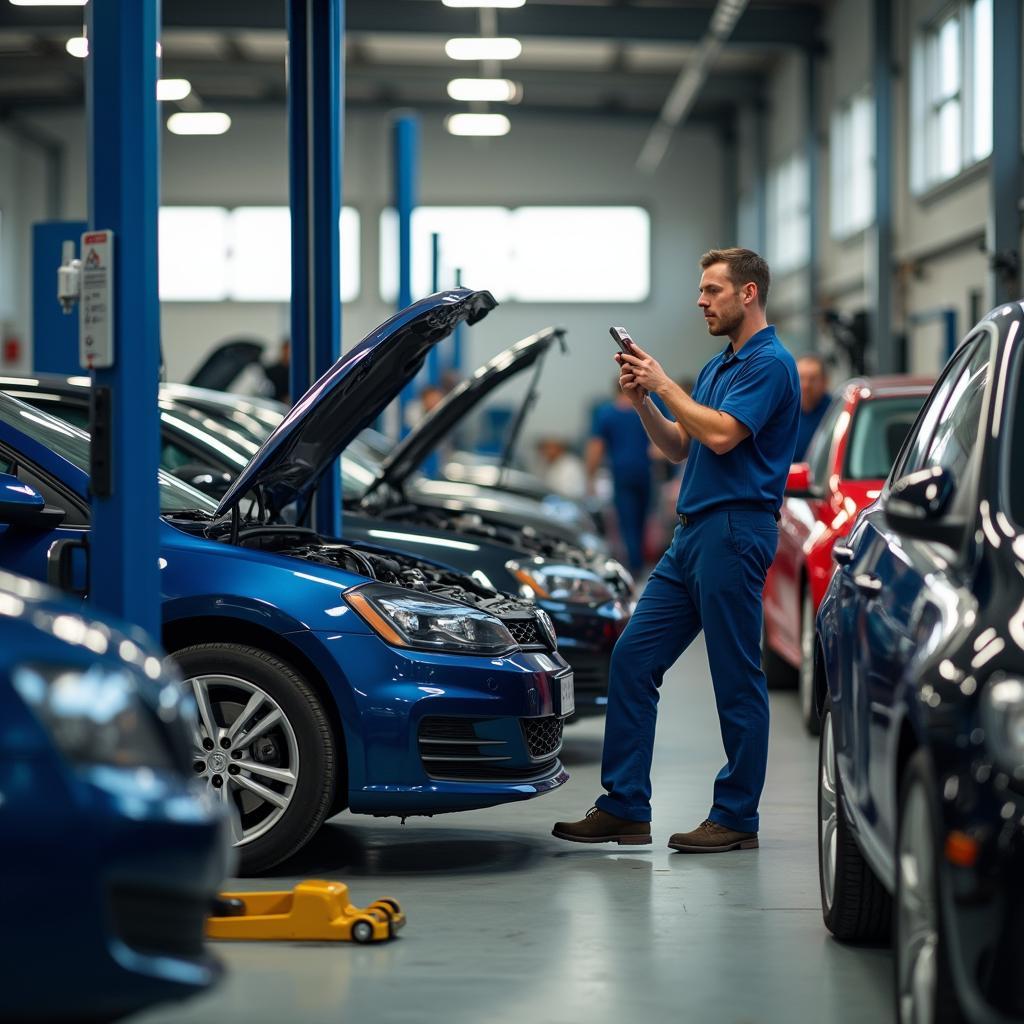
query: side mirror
[
  {"left": 0, "top": 473, "right": 65, "bottom": 529},
  {"left": 883, "top": 466, "right": 965, "bottom": 548},
  {"left": 784, "top": 462, "right": 817, "bottom": 499}
]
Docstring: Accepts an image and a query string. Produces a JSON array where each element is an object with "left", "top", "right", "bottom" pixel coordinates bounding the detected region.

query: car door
[
  {"left": 850, "top": 337, "right": 991, "bottom": 842},
  {"left": 0, "top": 446, "right": 90, "bottom": 593}
]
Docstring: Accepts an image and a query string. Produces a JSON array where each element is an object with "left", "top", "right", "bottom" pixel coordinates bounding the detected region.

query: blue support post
[
  {"left": 287, "top": 0, "right": 343, "bottom": 538},
  {"left": 451, "top": 267, "right": 464, "bottom": 376},
  {"left": 394, "top": 113, "right": 418, "bottom": 438},
  {"left": 804, "top": 47, "right": 820, "bottom": 353},
  {"left": 989, "top": 0, "right": 1021, "bottom": 306},
  {"left": 428, "top": 230, "right": 441, "bottom": 386},
  {"left": 871, "top": 0, "right": 895, "bottom": 372},
  {"left": 85, "top": 0, "right": 161, "bottom": 637},
  {"left": 32, "top": 221, "right": 86, "bottom": 374}
]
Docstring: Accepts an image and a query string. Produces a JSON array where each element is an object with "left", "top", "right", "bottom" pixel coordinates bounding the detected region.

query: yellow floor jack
[{"left": 206, "top": 880, "right": 406, "bottom": 943}]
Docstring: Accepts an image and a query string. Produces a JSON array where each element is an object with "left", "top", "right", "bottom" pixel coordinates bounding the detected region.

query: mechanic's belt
[{"left": 678, "top": 508, "right": 781, "bottom": 527}]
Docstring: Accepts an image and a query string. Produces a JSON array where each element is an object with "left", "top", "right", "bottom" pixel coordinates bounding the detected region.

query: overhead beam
[{"left": 0, "top": 1, "right": 821, "bottom": 47}]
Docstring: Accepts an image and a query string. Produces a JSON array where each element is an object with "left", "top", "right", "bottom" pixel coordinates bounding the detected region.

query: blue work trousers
[
  {"left": 595, "top": 509, "right": 777, "bottom": 833},
  {"left": 613, "top": 477, "right": 651, "bottom": 574}
]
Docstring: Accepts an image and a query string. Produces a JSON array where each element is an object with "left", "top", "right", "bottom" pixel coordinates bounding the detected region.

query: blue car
[
  {"left": 0, "top": 568, "right": 230, "bottom": 1022},
  {"left": 813, "top": 304, "right": 1024, "bottom": 1023},
  {"left": 0, "top": 290, "right": 572, "bottom": 874}
]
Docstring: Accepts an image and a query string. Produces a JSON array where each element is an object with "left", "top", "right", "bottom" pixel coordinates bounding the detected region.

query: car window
[
  {"left": 806, "top": 395, "right": 844, "bottom": 487},
  {"left": 893, "top": 338, "right": 980, "bottom": 480},
  {"left": 920, "top": 335, "right": 991, "bottom": 487},
  {"left": 843, "top": 395, "right": 928, "bottom": 480},
  {"left": 1006, "top": 344, "right": 1023, "bottom": 527},
  {"left": 0, "top": 393, "right": 219, "bottom": 516}
]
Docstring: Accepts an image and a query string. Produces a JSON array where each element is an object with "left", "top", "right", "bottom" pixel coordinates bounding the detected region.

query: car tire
[
  {"left": 894, "top": 750, "right": 965, "bottom": 1024},
  {"left": 818, "top": 697, "right": 890, "bottom": 941},
  {"left": 799, "top": 587, "right": 820, "bottom": 736},
  {"left": 762, "top": 619, "right": 797, "bottom": 691},
  {"left": 172, "top": 643, "right": 337, "bottom": 875},
  {"left": 351, "top": 919, "right": 375, "bottom": 944}
]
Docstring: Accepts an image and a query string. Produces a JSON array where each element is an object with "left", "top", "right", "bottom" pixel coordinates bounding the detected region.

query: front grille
[
  {"left": 566, "top": 652, "right": 608, "bottom": 696},
  {"left": 507, "top": 619, "right": 542, "bottom": 647},
  {"left": 522, "top": 716, "right": 564, "bottom": 759},
  {"left": 418, "top": 716, "right": 562, "bottom": 782},
  {"left": 108, "top": 885, "right": 208, "bottom": 958}
]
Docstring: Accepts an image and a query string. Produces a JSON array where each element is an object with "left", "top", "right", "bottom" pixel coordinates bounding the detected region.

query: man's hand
[
  {"left": 616, "top": 354, "right": 645, "bottom": 410},
  {"left": 617, "top": 342, "right": 672, "bottom": 398}
]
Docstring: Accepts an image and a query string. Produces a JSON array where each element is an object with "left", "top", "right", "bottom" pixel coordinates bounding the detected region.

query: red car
[{"left": 762, "top": 375, "right": 935, "bottom": 732}]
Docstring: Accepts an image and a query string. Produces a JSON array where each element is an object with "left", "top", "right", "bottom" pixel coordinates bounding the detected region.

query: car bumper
[
  {"left": 309, "top": 632, "right": 573, "bottom": 815},
  {"left": 540, "top": 598, "right": 629, "bottom": 716},
  {"left": 938, "top": 764, "right": 1024, "bottom": 1023},
  {"left": 1, "top": 758, "right": 228, "bottom": 1021}
]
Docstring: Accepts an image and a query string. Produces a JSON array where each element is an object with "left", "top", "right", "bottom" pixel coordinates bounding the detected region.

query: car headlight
[
  {"left": 12, "top": 662, "right": 176, "bottom": 770},
  {"left": 345, "top": 583, "right": 516, "bottom": 655},
  {"left": 507, "top": 560, "right": 616, "bottom": 605},
  {"left": 982, "top": 676, "right": 1024, "bottom": 771}
]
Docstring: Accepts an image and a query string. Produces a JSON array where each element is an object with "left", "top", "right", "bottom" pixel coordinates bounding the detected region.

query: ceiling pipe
[{"left": 636, "top": 0, "right": 748, "bottom": 173}]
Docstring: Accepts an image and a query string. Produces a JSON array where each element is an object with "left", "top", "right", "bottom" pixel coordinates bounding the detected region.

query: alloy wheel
[
  {"left": 897, "top": 781, "right": 939, "bottom": 1024},
  {"left": 819, "top": 710, "right": 838, "bottom": 911},
  {"left": 799, "top": 589, "right": 816, "bottom": 726},
  {"left": 186, "top": 673, "right": 300, "bottom": 847}
]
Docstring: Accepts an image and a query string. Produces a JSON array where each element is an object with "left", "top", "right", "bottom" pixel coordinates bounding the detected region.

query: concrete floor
[{"left": 133, "top": 636, "right": 892, "bottom": 1024}]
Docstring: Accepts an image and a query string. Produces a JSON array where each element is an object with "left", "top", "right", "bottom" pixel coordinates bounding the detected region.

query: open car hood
[
  {"left": 215, "top": 289, "right": 496, "bottom": 519},
  {"left": 186, "top": 338, "right": 266, "bottom": 391},
  {"left": 375, "top": 326, "right": 564, "bottom": 489}
]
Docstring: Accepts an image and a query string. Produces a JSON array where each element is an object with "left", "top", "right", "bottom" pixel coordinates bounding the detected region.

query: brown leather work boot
[
  {"left": 552, "top": 806, "right": 652, "bottom": 845},
  {"left": 668, "top": 819, "right": 758, "bottom": 853}
]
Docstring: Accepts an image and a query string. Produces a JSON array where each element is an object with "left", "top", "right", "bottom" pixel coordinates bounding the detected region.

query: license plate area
[{"left": 559, "top": 672, "right": 575, "bottom": 718}]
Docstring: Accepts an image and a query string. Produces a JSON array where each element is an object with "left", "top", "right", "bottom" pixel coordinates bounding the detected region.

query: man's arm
[
  {"left": 619, "top": 347, "right": 750, "bottom": 456},
  {"left": 636, "top": 394, "right": 691, "bottom": 462},
  {"left": 584, "top": 436, "right": 605, "bottom": 495}
]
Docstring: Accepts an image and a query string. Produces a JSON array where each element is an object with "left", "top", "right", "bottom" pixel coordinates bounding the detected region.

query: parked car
[
  {"left": 0, "top": 290, "right": 574, "bottom": 874},
  {"left": 813, "top": 305, "right": 1024, "bottom": 1023},
  {"left": 762, "top": 375, "right": 933, "bottom": 729},
  {"left": 0, "top": 568, "right": 230, "bottom": 1021},
  {"left": 2, "top": 347, "right": 632, "bottom": 718}
]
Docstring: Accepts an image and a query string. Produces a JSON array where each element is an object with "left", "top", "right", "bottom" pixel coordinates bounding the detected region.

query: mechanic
[
  {"left": 794, "top": 352, "right": 830, "bottom": 459},
  {"left": 553, "top": 248, "right": 800, "bottom": 853}
]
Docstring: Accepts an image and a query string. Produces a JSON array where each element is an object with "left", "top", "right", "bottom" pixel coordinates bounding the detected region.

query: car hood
[
  {"left": 215, "top": 289, "right": 496, "bottom": 519},
  {"left": 187, "top": 338, "right": 266, "bottom": 391},
  {"left": 374, "top": 326, "right": 564, "bottom": 489}
]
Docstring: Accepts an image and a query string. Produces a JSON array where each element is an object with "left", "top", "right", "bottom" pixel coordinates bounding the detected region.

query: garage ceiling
[{"left": 0, "top": 0, "right": 826, "bottom": 121}]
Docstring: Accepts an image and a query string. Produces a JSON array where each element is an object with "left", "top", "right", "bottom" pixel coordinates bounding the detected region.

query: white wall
[{"left": 14, "top": 105, "right": 726, "bottom": 445}]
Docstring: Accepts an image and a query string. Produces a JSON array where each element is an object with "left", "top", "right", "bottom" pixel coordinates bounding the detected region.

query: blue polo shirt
[
  {"left": 592, "top": 400, "right": 657, "bottom": 487},
  {"left": 795, "top": 393, "right": 831, "bottom": 460},
  {"left": 676, "top": 325, "right": 800, "bottom": 516}
]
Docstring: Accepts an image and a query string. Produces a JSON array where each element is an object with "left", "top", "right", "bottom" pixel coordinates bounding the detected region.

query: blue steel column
[
  {"left": 805, "top": 48, "right": 820, "bottom": 352},
  {"left": 394, "top": 113, "right": 418, "bottom": 438},
  {"left": 288, "top": 0, "right": 343, "bottom": 538},
  {"left": 86, "top": 0, "right": 160, "bottom": 637},
  {"left": 871, "top": 0, "right": 895, "bottom": 372},
  {"left": 989, "top": 0, "right": 1021, "bottom": 306}
]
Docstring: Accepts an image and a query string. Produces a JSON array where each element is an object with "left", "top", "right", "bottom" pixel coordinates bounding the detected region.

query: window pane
[
  {"left": 936, "top": 99, "right": 962, "bottom": 180},
  {"left": 340, "top": 207, "right": 360, "bottom": 304},
  {"left": 511, "top": 207, "right": 649, "bottom": 302},
  {"left": 228, "top": 206, "right": 290, "bottom": 301},
  {"left": 844, "top": 396, "right": 928, "bottom": 480},
  {"left": 159, "top": 207, "right": 229, "bottom": 301},
  {"left": 971, "top": 0, "right": 993, "bottom": 161},
  {"left": 937, "top": 15, "right": 961, "bottom": 98},
  {"left": 379, "top": 207, "right": 513, "bottom": 304}
]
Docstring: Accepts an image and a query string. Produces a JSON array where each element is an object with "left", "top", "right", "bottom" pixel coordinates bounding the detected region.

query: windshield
[
  {"left": 1008, "top": 344, "right": 1023, "bottom": 527},
  {"left": 0, "top": 393, "right": 219, "bottom": 515},
  {"left": 844, "top": 394, "right": 928, "bottom": 481}
]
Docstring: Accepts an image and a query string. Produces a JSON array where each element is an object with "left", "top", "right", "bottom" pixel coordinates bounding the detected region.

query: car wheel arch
[
  {"left": 813, "top": 637, "right": 829, "bottom": 722},
  {"left": 894, "top": 717, "right": 920, "bottom": 813},
  {"left": 162, "top": 614, "right": 350, "bottom": 802}
]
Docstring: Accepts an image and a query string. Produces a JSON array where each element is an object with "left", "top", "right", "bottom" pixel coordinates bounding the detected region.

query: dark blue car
[
  {"left": 813, "top": 304, "right": 1024, "bottom": 1023},
  {"left": 0, "top": 290, "right": 573, "bottom": 875},
  {"left": 0, "top": 568, "right": 230, "bottom": 1022}
]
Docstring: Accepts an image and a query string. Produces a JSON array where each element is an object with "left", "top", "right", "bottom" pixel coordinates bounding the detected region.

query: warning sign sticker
[{"left": 79, "top": 230, "right": 114, "bottom": 370}]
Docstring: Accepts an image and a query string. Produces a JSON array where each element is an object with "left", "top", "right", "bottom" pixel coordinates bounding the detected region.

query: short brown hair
[{"left": 699, "top": 247, "right": 770, "bottom": 308}]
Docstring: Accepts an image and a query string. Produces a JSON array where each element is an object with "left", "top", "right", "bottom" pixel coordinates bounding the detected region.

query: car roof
[{"left": 840, "top": 374, "right": 936, "bottom": 399}]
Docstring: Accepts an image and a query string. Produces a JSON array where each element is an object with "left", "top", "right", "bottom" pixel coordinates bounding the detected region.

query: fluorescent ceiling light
[
  {"left": 445, "top": 113, "right": 511, "bottom": 137},
  {"left": 442, "top": 0, "right": 525, "bottom": 7},
  {"left": 11, "top": 1, "right": 87, "bottom": 6},
  {"left": 167, "top": 112, "right": 231, "bottom": 136},
  {"left": 445, "top": 37, "right": 522, "bottom": 61},
  {"left": 157, "top": 78, "right": 192, "bottom": 101},
  {"left": 447, "top": 77, "right": 519, "bottom": 102},
  {"left": 65, "top": 35, "right": 87, "bottom": 58}
]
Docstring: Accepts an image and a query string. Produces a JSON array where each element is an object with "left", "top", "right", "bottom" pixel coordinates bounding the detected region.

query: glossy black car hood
[
  {"left": 215, "top": 289, "right": 496, "bottom": 519},
  {"left": 376, "top": 326, "right": 564, "bottom": 488}
]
